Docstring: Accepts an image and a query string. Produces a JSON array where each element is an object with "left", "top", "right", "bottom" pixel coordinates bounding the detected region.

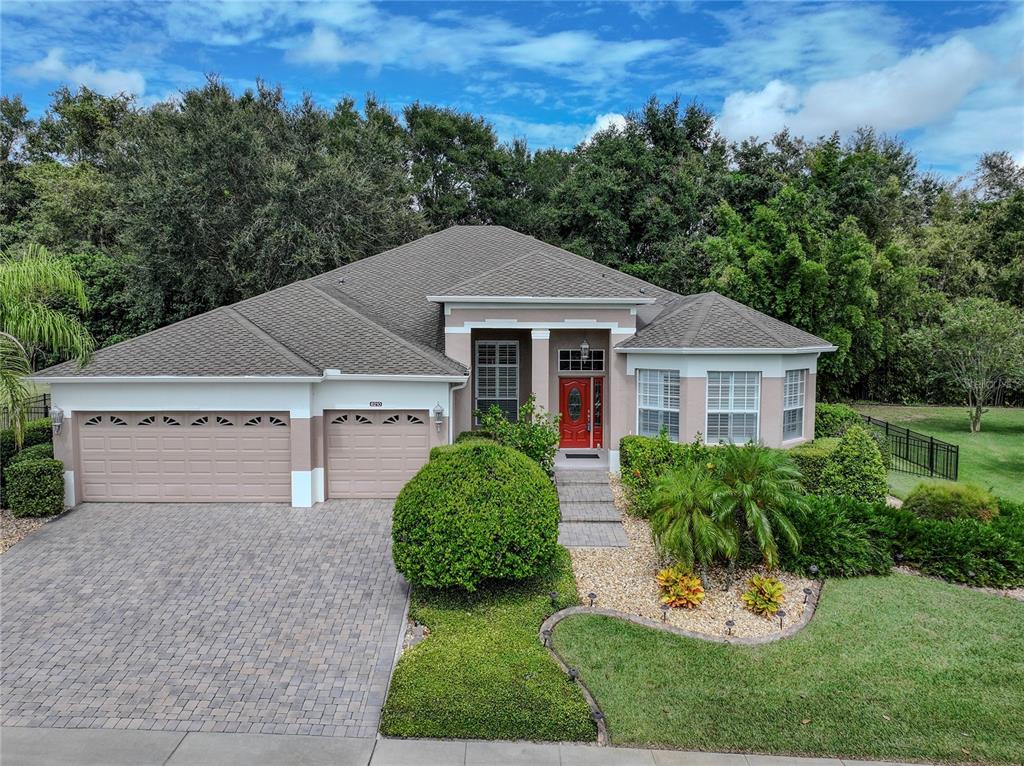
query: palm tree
[
  {"left": 1, "top": 244, "right": 94, "bottom": 444},
  {"left": 651, "top": 464, "right": 737, "bottom": 582},
  {"left": 715, "top": 443, "right": 805, "bottom": 569}
]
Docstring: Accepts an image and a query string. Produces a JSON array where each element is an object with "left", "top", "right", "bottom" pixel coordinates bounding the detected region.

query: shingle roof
[
  {"left": 36, "top": 227, "right": 830, "bottom": 379},
  {"left": 618, "top": 292, "right": 832, "bottom": 350}
]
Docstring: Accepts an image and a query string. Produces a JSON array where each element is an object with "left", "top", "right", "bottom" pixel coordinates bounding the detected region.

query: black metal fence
[
  {"left": 0, "top": 393, "right": 50, "bottom": 429},
  {"left": 860, "top": 414, "right": 959, "bottom": 481}
]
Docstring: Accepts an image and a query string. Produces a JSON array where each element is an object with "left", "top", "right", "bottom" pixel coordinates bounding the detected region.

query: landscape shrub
[
  {"left": 741, "top": 575, "right": 785, "bottom": 617},
  {"left": 655, "top": 564, "right": 705, "bottom": 609},
  {"left": 992, "top": 498, "right": 1024, "bottom": 545},
  {"left": 454, "top": 429, "right": 493, "bottom": 443},
  {"left": 820, "top": 425, "right": 888, "bottom": 504},
  {"left": 842, "top": 502, "right": 1024, "bottom": 588},
  {"left": 5, "top": 458, "right": 64, "bottom": 517},
  {"left": 476, "top": 394, "right": 560, "bottom": 475},
  {"left": 814, "top": 403, "right": 862, "bottom": 437},
  {"left": 903, "top": 483, "right": 1000, "bottom": 522},
  {"left": 788, "top": 438, "right": 839, "bottom": 493},
  {"left": 0, "top": 417, "right": 52, "bottom": 470},
  {"left": 430, "top": 438, "right": 495, "bottom": 461},
  {"left": 392, "top": 441, "right": 559, "bottom": 591},
  {"left": 619, "top": 433, "right": 711, "bottom": 517},
  {"left": 8, "top": 443, "right": 54, "bottom": 466},
  {"left": 781, "top": 495, "right": 892, "bottom": 577}
]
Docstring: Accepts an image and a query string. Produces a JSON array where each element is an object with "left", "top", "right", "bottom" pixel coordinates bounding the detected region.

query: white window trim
[
  {"left": 705, "top": 371, "right": 761, "bottom": 445},
  {"left": 557, "top": 348, "right": 605, "bottom": 372},
  {"left": 636, "top": 369, "right": 680, "bottom": 440},
  {"left": 475, "top": 339, "right": 519, "bottom": 423},
  {"left": 782, "top": 369, "right": 807, "bottom": 442}
]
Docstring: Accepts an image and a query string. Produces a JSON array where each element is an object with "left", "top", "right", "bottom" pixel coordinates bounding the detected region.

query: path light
[
  {"left": 725, "top": 619, "right": 735, "bottom": 635},
  {"left": 967, "top": 570, "right": 975, "bottom": 579},
  {"left": 894, "top": 552, "right": 903, "bottom": 563},
  {"left": 808, "top": 564, "right": 819, "bottom": 578},
  {"left": 587, "top": 592, "right": 597, "bottom": 607},
  {"left": 593, "top": 710, "right": 605, "bottom": 724},
  {"left": 778, "top": 609, "right": 787, "bottom": 630},
  {"left": 549, "top": 591, "right": 559, "bottom": 607},
  {"left": 542, "top": 629, "right": 552, "bottom": 648},
  {"left": 660, "top": 604, "right": 669, "bottom": 621},
  {"left": 803, "top": 587, "right": 813, "bottom": 604},
  {"left": 568, "top": 667, "right": 580, "bottom": 683}
]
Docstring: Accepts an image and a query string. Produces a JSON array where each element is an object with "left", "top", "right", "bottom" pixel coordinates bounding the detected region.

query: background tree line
[{"left": 1, "top": 79, "right": 1021, "bottom": 405}]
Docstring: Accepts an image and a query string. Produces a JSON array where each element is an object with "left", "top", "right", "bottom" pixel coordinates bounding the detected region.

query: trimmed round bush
[
  {"left": 904, "top": 483, "right": 1000, "bottom": 523},
  {"left": 5, "top": 458, "right": 64, "bottom": 517},
  {"left": 8, "top": 442, "right": 54, "bottom": 466},
  {"left": 392, "top": 442, "right": 559, "bottom": 591},
  {"left": 814, "top": 403, "right": 861, "bottom": 438},
  {"left": 820, "top": 424, "right": 888, "bottom": 504}
]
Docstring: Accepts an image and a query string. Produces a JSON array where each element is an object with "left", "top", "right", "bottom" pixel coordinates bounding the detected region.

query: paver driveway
[{"left": 0, "top": 500, "right": 407, "bottom": 738}]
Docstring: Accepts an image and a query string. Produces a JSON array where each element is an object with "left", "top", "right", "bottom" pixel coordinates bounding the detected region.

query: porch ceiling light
[
  {"left": 432, "top": 402, "right": 444, "bottom": 432},
  {"left": 579, "top": 338, "right": 590, "bottom": 361},
  {"left": 49, "top": 406, "right": 64, "bottom": 434}
]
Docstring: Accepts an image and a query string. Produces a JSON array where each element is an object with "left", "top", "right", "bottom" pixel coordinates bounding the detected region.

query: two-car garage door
[
  {"left": 78, "top": 412, "right": 291, "bottom": 502},
  {"left": 76, "top": 409, "right": 431, "bottom": 502}
]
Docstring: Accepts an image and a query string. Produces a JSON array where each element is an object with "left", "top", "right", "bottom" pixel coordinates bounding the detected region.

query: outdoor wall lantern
[
  {"left": 49, "top": 406, "right": 64, "bottom": 434},
  {"left": 432, "top": 402, "right": 444, "bottom": 432},
  {"left": 579, "top": 337, "right": 590, "bottom": 361}
]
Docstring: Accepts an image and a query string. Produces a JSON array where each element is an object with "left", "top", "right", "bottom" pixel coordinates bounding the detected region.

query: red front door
[{"left": 559, "top": 378, "right": 591, "bottom": 448}]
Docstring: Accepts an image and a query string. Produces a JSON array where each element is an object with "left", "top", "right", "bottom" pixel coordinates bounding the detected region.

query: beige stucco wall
[
  {"left": 680, "top": 377, "right": 706, "bottom": 443},
  {"left": 805, "top": 372, "right": 817, "bottom": 441},
  {"left": 759, "top": 377, "right": 784, "bottom": 447}
]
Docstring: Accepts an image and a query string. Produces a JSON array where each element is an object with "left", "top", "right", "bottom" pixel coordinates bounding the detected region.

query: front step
[
  {"left": 553, "top": 469, "right": 609, "bottom": 485},
  {"left": 559, "top": 501, "right": 622, "bottom": 522},
  {"left": 557, "top": 483, "right": 613, "bottom": 503}
]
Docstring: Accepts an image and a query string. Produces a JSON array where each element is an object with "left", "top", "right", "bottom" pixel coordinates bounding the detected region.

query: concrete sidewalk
[{"left": 0, "top": 728, "right": 925, "bottom": 766}]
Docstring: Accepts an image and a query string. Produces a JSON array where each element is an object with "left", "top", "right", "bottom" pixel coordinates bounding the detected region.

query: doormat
[{"left": 565, "top": 453, "right": 600, "bottom": 459}]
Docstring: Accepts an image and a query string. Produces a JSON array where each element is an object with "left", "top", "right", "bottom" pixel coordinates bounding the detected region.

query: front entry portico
[{"left": 558, "top": 376, "right": 604, "bottom": 449}]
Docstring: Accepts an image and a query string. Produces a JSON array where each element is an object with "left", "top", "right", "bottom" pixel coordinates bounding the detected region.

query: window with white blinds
[
  {"left": 783, "top": 369, "right": 807, "bottom": 440},
  {"left": 637, "top": 369, "right": 680, "bottom": 440},
  {"left": 475, "top": 341, "right": 519, "bottom": 422},
  {"left": 706, "top": 371, "right": 760, "bottom": 444}
]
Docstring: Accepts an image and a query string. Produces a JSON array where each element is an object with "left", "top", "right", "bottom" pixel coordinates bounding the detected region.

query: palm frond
[
  {"left": 2, "top": 301, "right": 94, "bottom": 363},
  {"left": 0, "top": 244, "right": 89, "bottom": 312},
  {"left": 0, "top": 331, "right": 32, "bottom": 444}
]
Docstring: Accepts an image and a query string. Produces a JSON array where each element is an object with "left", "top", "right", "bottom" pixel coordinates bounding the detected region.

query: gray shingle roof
[
  {"left": 36, "top": 227, "right": 830, "bottom": 379},
  {"left": 619, "top": 292, "right": 832, "bottom": 350}
]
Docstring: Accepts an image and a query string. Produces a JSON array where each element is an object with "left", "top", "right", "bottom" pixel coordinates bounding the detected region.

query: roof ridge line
[
  {"left": 220, "top": 307, "right": 320, "bottom": 374},
  {"left": 303, "top": 282, "right": 466, "bottom": 375},
  {"left": 681, "top": 294, "right": 717, "bottom": 346},
  {"left": 713, "top": 293, "right": 789, "bottom": 346}
]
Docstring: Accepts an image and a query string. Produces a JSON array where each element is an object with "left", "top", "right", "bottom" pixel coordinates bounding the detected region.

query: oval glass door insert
[{"left": 568, "top": 387, "right": 582, "bottom": 420}]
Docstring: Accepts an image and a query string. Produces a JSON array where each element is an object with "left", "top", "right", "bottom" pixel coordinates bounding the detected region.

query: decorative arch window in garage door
[{"left": 77, "top": 411, "right": 291, "bottom": 503}]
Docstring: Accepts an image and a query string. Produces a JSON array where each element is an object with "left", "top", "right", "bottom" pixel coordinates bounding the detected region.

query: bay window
[
  {"left": 637, "top": 369, "right": 680, "bottom": 440},
  {"left": 783, "top": 369, "right": 807, "bottom": 440},
  {"left": 706, "top": 371, "right": 760, "bottom": 444}
]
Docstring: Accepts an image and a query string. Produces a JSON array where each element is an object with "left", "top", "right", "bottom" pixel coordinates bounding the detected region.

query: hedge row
[
  {"left": 784, "top": 494, "right": 1024, "bottom": 588},
  {"left": 1, "top": 417, "right": 52, "bottom": 470},
  {"left": 4, "top": 459, "right": 64, "bottom": 517}
]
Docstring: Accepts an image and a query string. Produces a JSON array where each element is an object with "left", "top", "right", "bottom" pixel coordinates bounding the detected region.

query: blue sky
[{"left": 2, "top": 1, "right": 1021, "bottom": 176}]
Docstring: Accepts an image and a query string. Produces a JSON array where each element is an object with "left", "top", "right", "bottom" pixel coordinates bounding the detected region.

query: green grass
[
  {"left": 553, "top": 574, "right": 1023, "bottom": 764},
  {"left": 854, "top": 405, "right": 1024, "bottom": 500},
  {"left": 380, "top": 547, "right": 596, "bottom": 741}
]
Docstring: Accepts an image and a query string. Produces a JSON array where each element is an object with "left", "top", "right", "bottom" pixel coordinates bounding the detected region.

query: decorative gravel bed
[
  {"left": 0, "top": 509, "right": 56, "bottom": 554},
  {"left": 567, "top": 475, "right": 814, "bottom": 640}
]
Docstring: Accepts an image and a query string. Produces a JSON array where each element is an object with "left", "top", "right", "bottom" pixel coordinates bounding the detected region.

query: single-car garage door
[
  {"left": 78, "top": 412, "right": 291, "bottom": 502},
  {"left": 326, "top": 410, "right": 430, "bottom": 498}
]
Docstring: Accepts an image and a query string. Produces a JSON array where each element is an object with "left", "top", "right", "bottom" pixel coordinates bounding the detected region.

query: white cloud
[
  {"left": 489, "top": 111, "right": 628, "bottom": 149},
  {"left": 14, "top": 48, "right": 146, "bottom": 96},
  {"left": 718, "top": 37, "right": 991, "bottom": 142},
  {"left": 584, "top": 112, "right": 628, "bottom": 141}
]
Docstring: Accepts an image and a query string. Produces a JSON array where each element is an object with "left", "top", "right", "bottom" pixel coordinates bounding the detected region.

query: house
[{"left": 36, "top": 226, "right": 835, "bottom": 507}]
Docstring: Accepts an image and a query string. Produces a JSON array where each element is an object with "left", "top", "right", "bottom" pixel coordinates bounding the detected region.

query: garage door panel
[
  {"left": 77, "top": 412, "right": 291, "bottom": 503},
  {"left": 326, "top": 410, "right": 430, "bottom": 499}
]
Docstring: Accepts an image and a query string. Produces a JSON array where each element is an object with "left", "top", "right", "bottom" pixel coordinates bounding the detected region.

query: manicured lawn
[
  {"left": 380, "top": 547, "right": 595, "bottom": 741},
  {"left": 553, "top": 574, "right": 1023, "bottom": 764},
  {"left": 854, "top": 404, "right": 1024, "bottom": 499}
]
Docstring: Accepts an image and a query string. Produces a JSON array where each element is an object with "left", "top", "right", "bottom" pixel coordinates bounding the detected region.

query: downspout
[{"left": 449, "top": 375, "right": 470, "bottom": 443}]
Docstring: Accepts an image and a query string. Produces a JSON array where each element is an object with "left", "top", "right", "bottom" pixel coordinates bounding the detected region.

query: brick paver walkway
[
  {"left": 0, "top": 501, "right": 407, "bottom": 738},
  {"left": 556, "top": 469, "right": 628, "bottom": 548}
]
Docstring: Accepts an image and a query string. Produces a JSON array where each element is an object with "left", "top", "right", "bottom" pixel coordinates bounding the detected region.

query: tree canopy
[{"left": 1, "top": 83, "right": 1021, "bottom": 407}]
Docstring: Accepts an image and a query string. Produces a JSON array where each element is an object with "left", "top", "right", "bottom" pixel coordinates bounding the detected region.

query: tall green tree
[{"left": 1, "top": 244, "right": 93, "bottom": 441}]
